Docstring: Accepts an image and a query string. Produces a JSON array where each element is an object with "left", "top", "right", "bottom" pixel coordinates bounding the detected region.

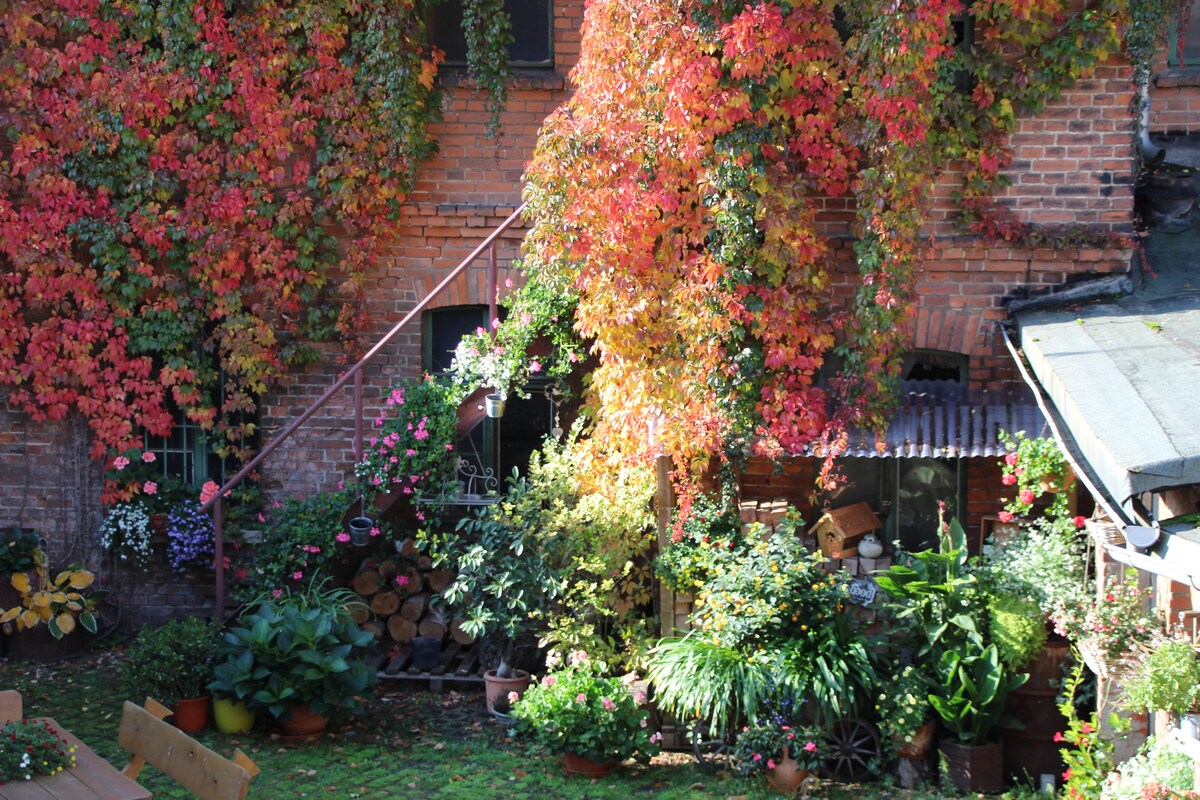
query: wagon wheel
[
  {"left": 821, "top": 717, "right": 880, "bottom": 782},
  {"left": 690, "top": 720, "right": 735, "bottom": 772}
]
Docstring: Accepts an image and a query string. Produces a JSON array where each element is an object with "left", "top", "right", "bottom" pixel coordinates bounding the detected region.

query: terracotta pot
[
  {"left": 897, "top": 721, "right": 936, "bottom": 759},
  {"left": 213, "top": 697, "right": 256, "bottom": 734},
  {"left": 766, "top": 747, "right": 808, "bottom": 793},
  {"left": 278, "top": 702, "right": 328, "bottom": 737},
  {"left": 483, "top": 669, "right": 531, "bottom": 715},
  {"left": 562, "top": 751, "right": 618, "bottom": 777},
  {"left": 172, "top": 695, "right": 211, "bottom": 732},
  {"left": 940, "top": 740, "right": 1005, "bottom": 793}
]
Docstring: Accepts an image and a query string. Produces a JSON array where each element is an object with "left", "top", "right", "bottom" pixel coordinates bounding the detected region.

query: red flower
[
  {"left": 1019, "top": 489, "right": 1035, "bottom": 505},
  {"left": 1001, "top": 473, "right": 1017, "bottom": 486},
  {"left": 998, "top": 511, "right": 1015, "bottom": 523},
  {"left": 1053, "top": 731, "right": 1064, "bottom": 742},
  {"left": 1074, "top": 515, "right": 1087, "bottom": 528}
]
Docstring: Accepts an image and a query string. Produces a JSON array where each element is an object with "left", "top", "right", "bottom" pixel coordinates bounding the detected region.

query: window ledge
[
  {"left": 1157, "top": 68, "right": 1200, "bottom": 89},
  {"left": 437, "top": 69, "right": 566, "bottom": 91}
]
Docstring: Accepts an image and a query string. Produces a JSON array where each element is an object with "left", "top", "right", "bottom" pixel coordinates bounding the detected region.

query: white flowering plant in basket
[{"left": 99, "top": 501, "right": 153, "bottom": 568}]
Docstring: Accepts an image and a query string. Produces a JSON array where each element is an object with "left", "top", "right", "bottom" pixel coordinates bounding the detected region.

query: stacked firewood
[{"left": 347, "top": 537, "right": 476, "bottom": 648}]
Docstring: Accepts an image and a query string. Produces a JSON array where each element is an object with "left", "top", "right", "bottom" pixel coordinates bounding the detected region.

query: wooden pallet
[{"left": 372, "top": 641, "right": 486, "bottom": 691}]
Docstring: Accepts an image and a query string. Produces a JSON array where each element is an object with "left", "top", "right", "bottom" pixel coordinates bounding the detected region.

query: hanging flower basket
[
  {"left": 1078, "top": 639, "right": 1114, "bottom": 679},
  {"left": 1085, "top": 517, "right": 1124, "bottom": 548}
]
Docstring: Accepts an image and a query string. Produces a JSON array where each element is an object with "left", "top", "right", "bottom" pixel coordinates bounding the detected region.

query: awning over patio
[{"left": 809, "top": 380, "right": 1045, "bottom": 458}]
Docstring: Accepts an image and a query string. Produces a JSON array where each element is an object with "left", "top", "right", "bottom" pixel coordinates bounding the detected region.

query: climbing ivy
[
  {"left": 0, "top": 0, "right": 511, "bottom": 500},
  {"left": 505, "top": 0, "right": 1175, "bottom": 491}
]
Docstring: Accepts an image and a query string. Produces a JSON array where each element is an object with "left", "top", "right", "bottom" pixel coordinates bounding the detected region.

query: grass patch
[{"left": 5, "top": 648, "right": 1006, "bottom": 798}]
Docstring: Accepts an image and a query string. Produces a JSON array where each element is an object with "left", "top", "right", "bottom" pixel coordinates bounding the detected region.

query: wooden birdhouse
[{"left": 811, "top": 502, "right": 882, "bottom": 559}]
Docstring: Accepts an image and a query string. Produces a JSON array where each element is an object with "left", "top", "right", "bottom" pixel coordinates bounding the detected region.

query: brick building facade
[{"left": 0, "top": 3, "right": 1169, "bottom": 635}]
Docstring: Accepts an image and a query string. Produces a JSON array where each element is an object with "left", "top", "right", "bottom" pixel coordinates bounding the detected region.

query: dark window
[
  {"left": 425, "top": 305, "right": 490, "bottom": 373},
  {"left": 430, "top": 0, "right": 553, "bottom": 68},
  {"left": 835, "top": 457, "right": 965, "bottom": 553},
  {"left": 901, "top": 350, "right": 968, "bottom": 383}
]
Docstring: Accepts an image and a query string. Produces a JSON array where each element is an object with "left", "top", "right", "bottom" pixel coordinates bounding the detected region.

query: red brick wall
[{"left": 1150, "top": 69, "right": 1200, "bottom": 135}]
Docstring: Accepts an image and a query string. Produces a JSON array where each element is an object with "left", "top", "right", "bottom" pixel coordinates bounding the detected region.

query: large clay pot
[
  {"left": 940, "top": 740, "right": 1005, "bottom": 793},
  {"left": 765, "top": 746, "right": 808, "bottom": 793},
  {"left": 278, "top": 702, "right": 328, "bottom": 737},
  {"left": 483, "top": 669, "right": 531, "bottom": 715},
  {"left": 213, "top": 697, "right": 256, "bottom": 734},
  {"left": 562, "top": 751, "right": 618, "bottom": 777},
  {"left": 172, "top": 695, "right": 211, "bottom": 733}
]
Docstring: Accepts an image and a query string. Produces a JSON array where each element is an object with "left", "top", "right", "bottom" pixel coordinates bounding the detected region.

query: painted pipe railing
[{"left": 200, "top": 202, "right": 528, "bottom": 616}]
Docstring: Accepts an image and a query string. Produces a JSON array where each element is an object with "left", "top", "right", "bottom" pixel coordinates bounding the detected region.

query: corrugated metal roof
[{"left": 803, "top": 380, "right": 1046, "bottom": 458}]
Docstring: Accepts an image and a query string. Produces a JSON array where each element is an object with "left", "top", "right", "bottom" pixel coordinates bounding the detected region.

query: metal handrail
[{"left": 201, "top": 201, "right": 529, "bottom": 615}]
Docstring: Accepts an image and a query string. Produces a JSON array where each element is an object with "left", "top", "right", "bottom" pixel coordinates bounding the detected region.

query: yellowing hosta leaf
[
  {"left": 37, "top": 607, "right": 52, "bottom": 621},
  {"left": 52, "top": 592, "right": 68, "bottom": 604},
  {"left": 11, "top": 573, "right": 30, "bottom": 592},
  {"left": 55, "top": 613, "right": 76, "bottom": 635},
  {"left": 31, "top": 592, "right": 51, "bottom": 608},
  {"left": 19, "top": 608, "right": 40, "bottom": 629},
  {"left": 65, "top": 600, "right": 83, "bottom": 611},
  {"left": 68, "top": 570, "right": 95, "bottom": 590},
  {"left": 0, "top": 607, "right": 20, "bottom": 624}
]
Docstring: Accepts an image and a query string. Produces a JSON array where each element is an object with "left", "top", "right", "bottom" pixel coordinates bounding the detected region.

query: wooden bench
[{"left": 119, "top": 698, "right": 259, "bottom": 800}]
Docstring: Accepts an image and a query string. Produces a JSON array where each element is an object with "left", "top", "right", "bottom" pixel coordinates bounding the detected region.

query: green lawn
[{"left": 3, "top": 648, "right": 1017, "bottom": 799}]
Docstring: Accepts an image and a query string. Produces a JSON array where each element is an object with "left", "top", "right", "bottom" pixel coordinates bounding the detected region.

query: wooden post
[{"left": 655, "top": 453, "right": 675, "bottom": 638}]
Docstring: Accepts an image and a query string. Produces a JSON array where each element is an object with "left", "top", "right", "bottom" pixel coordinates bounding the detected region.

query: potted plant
[
  {"left": 207, "top": 577, "right": 377, "bottom": 737},
  {"left": 1, "top": 556, "right": 106, "bottom": 641},
  {"left": 429, "top": 469, "right": 569, "bottom": 712},
  {"left": 1049, "top": 568, "right": 1157, "bottom": 677},
  {"left": 1121, "top": 634, "right": 1200, "bottom": 730},
  {"left": 654, "top": 490, "right": 744, "bottom": 595},
  {"left": 509, "top": 650, "right": 660, "bottom": 776},
  {"left": 876, "top": 663, "right": 935, "bottom": 760},
  {"left": 998, "top": 430, "right": 1074, "bottom": 519},
  {"left": 120, "top": 617, "right": 222, "bottom": 732},
  {"left": 448, "top": 326, "right": 542, "bottom": 411},
  {"left": 730, "top": 719, "right": 823, "bottom": 793},
  {"left": 165, "top": 500, "right": 216, "bottom": 574},
  {"left": 0, "top": 719, "right": 76, "bottom": 781},
  {"left": 352, "top": 375, "right": 460, "bottom": 509},
  {"left": 98, "top": 501, "right": 155, "bottom": 568},
  {"left": 930, "top": 637, "right": 1028, "bottom": 793}
]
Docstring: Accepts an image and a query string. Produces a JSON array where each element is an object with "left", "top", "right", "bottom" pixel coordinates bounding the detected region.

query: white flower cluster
[{"left": 98, "top": 501, "right": 153, "bottom": 568}]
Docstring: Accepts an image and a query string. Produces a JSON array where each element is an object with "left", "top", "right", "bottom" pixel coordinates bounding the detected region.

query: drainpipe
[{"left": 1136, "top": 71, "right": 1165, "bottom": 167}]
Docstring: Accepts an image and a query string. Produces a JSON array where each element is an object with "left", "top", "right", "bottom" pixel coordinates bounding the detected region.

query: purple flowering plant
[
  {"left": 352, "top": 375, "right": 460, "bottom": 511},
  {"left": 165, "top": 499, "right": 216, "bottom": 574}
]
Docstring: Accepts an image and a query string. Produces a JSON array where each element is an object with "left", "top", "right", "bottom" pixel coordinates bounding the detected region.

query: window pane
[
  {"left": 426, "top": 306, "right": 488, "bottom": 373},
  {"left": 430, "top": 0, "right": 552, "bottom": 67}
]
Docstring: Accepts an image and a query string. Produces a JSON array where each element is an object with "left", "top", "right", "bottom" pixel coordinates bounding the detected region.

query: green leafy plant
[
  {"left": 1, "top": 559, "right": 106, "bottom": 639},
  {"left": 987, "top": 593, "right": 1048, "bottom": 671},
  {"left": 353, "top": 375, "right": 460, "bottom": 510},
  {"left": 0, "top": 719, "right": 76, "bottom": 782},
  {"left": 928, "top": 638, "right": 1027, "bottom": 745},
  {"left": 239, "top": 489, "right": 356, "bottom": 600},
  {"left": 208, "top": 578, "right": 377, "bottom": 719},
  {"left": 874, "top": 510, "right": 982, "bottom": 659},
  {"left": 510, "top": 651, "right": 660, "bottom": 764},
  {"left": 1121, "top": 634, "right": 1200, "bottom": 715},
  {"left": 645, "top": 634, "right": 772, "bottom": 738},
  {"left": 428, "top": 468, "right": 570, "bottom": 678},
  {"left": 731, "top": 719, "right": 823, "bottom": 776},
  {"left": 981, "top": 515, "right": 1090, "bottom": 612},
  {"left": 655, "top": 491, "right": 744, "bottom": 595},
  {"left": 120, "top": 617, "right": 222, "bottom": 706},
  {"left": 875, "top": 663, "right": 932, "bottom": 757},
  {"left": 1057, "top": 656, "right": 1126, "bottom": 800},
  {"left": 0, "top": 529, "right": 39, "bottom": 575}
]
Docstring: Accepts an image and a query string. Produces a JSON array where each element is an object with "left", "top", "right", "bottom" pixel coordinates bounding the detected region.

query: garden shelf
[{"left": 374, "top": 641, "right": 487, "bottom": 692}]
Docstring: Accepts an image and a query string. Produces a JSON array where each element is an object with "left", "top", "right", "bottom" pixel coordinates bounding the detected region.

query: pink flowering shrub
[
  {"left": 1049, "top": 567, "right": 1157, "bottom": 667},
  {"left": 998, "top": 430, "right": 1073, "bottom": 519},
  {"left": 353, "top": 375, "right": 459, "bottom": 510},
  {"left": 509, "top": 651, "right": 660, "bottom": 764}
]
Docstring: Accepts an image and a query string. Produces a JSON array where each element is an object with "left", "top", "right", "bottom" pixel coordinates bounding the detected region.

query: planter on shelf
[
  {"left": 348, "top": 517, "right": 373, "bottom": 547},
  {"left": 172, "top": 695, "right": 211, "bottom": 733},
  {"left": 484, "top": 394, "right": 506, "bottom": 418},
  {"left": 562, "top": 751, "right": 617, "bottom": 778},
  {"left": 765, "top": 746, "right": 808, "bottom": 793},
  {"left": 213, "top": 697, "right": 256, "bottom": 734},
  {"left": 940, "top": 740, "right": 1005, "bottom": 794},
  {"left": 410, "top": 636, "right": 442, "bottom": 671},
  {"left": 483, "top": 669, "right": 531, "bottom": 716},
  {"left": 278, "top": 701, "right": 328, "bottom": 738}
]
